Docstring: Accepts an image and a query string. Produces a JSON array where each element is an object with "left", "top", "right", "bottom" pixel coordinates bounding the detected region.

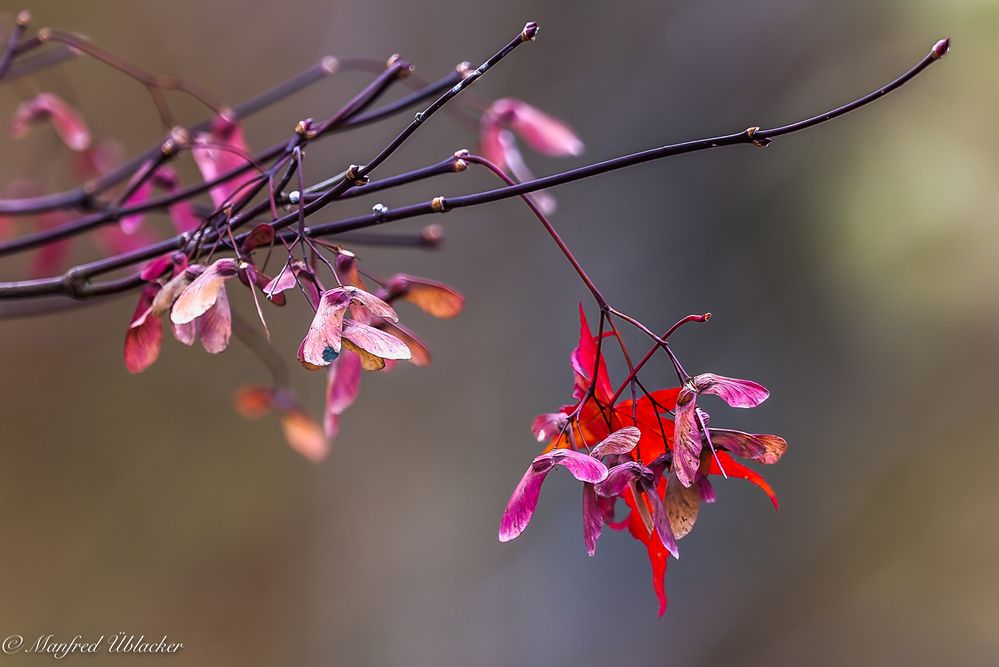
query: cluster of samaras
[{"left": 3, "top": 15, "right": 945, "bottom": 614}]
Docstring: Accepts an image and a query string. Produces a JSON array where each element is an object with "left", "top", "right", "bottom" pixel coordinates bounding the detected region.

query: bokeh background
[{"left": 0, "top": 0, "right": 995, "bottom": 665}]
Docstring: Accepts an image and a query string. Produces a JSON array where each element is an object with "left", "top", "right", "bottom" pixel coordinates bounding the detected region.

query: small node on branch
[
  {"left": 217, "top": 105, "right": 237, "bottom": 124},
  {"left": 295, "top": 118, "right": 316, "bottom": 139},
  {"left": 287, "top": 190, "right": 300, "bottom": 204},
  {"left": 345, "top": 164, "right": 368, "bottom": 186},
  {"left": 421, "top": 224, "right": 444, "bottom": 248},
  {"left": 36, "top": 27, "right": 51, "bottom": 42},
  {"left": 161, "top": 127, "right": 189, "bottom": 155},
  {"left": 320, "top": 55, "right": 339, "bottom": 75},
  {"left": 931, "top": 38, "right": 950, "bottom": 60},
  {"left": 521, "top": 22, "right": 539, "bottom": 42},
  {"left": 455, "top": 61, "right": 474, "bottom": 79},
  {"left": 431, "top": 196, "right": 449, "bottom": 212},
  {"left": 62, "top": 267, "right": 86, "bottom": 299},
  {"left": 453, "top": 149, "right": 470, "bottom": 171},
  {"left": 372, "top": 203, "right": 388, "bottom": 220},
  {"left": 16, "top": 10, "right": 31, "bottom": 26},
  {"left": 745, "top": 126, "right": 770, "bottom": 148}
]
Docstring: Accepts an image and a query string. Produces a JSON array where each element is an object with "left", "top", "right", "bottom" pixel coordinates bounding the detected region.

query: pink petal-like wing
[
  {"left": 197, "top": 286, "right": 232, "bottom": 353},
  {"left": 591, "top": 426, "right": 642, "bottom": 458},
  {"left": 172, "top": 320, "right": 197, "bottom": 346},
  {"left": 531, "top": 412, "right": 567, "bottom": 443},
  {"left": 240, "top": 223, "right": 276, "bottom": 253},
  {"left": 324, "top": 351, "right": 362, "bottom": 438},
  {"left": 263, "top": 265, "right": 298, "bottom": 298},
  {"left": 29, "top": 212, "right": 71, "bottom": 277},
  {"left": 298, "top": 289, "right": 351, "bottom": 368},
  {"left": 498, "top": 465, "right": 549, "bottom": 542},
  {"left": 505, "top": 99, "right": 584, "bottom": 158},
  {"left": 340, "top": 320, "right": 412, "bottom": 361},
  {"left": 498, "top": 129, "right": 558, "bottom": 215},
  {"left": 119, "top": 170, "right": 154, "bottom": 234},
  {"left": 550, "top": 449, "right": 608, "bottom": 484},
  {"left": 709, "top": 429, "right": 788, "bottom": 465},
  {"left": 694, "top": 373, "right": 769, "bottom": 408},
  {"left": 124, "top": 285, "right": 163, "bottom": 374},
  {"left": 672, "top": 392, "right": 702, "bottom": 488},
  {"left": 295, "top": 263, "right": 324, "bottom": 310},
  {"left": 595, "top": 461, "right": 651, "bottom": 498},
  {"left": 170, "top": 259, "right": 238, "bottom": 325},
  {"left": 479, "top": 117, "right": 507, "bottom": 170},
  {"left": 191, "top": 117, "right": 256, "bottom": 209},
  {"left": 241, "top": 265, "right": 285, "bottom": 307},
  {"left": 582, "top": 483, "right": 603, "bottom": 557},
  {"left": 167, "top": 200, "right": 200, "bottom": 233},
  {"left": 697, "top": 477, "right": 717, "bottom": 504},
  {"left": 10, "top": 93, "right": 91, "bottom": 151},
  {"left": 644, "top": 482, "right": 679, "bottom": 559},
  {"left": 344, "top": 286, "right": 398, "bottom": 322},
  {"left": 140, "top": 251, "right": 186, "bottom": 282}
]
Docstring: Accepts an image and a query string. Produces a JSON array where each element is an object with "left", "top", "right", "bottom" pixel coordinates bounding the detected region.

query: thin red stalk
[{"left": 464, "top": 154, "right": 607, "bottom": 307}]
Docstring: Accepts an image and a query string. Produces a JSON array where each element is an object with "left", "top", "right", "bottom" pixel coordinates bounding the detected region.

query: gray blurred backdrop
[{"left": 1, "top": 0, "right": 995, "bottom": 665}]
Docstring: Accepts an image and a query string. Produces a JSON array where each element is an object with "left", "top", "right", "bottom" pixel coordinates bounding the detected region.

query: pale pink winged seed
[{"left": 590, "top": 426, "right": 642, "bottom": 458}]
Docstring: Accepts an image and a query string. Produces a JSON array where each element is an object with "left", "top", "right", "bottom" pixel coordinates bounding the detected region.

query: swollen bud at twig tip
[
  {"left": 931, "top": 38, "right": 950, "bottom": 60},
  {"left": 16, "top": 10, "right": 31, "bottom": 26},
  {"left": 702, "top": 312, "right": 712, "bottom": 321},
  {"left": 320, "top": 56, "right": 339, "bottom": 75},
  {"left": 386, "top": 54, "right": 414, "bottom": 77},
  {"left": 287, "top": 190, "right": 300, "bottom": 204},
  {"left": 521, "top": 22, "right": 539, "bottom": 42},
  {"left": 453, "top": 149, "right": 470, "bottom": 171}
]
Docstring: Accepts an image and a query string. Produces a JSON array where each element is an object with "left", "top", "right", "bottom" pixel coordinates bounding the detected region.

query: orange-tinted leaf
[
  {"left": 390, "top": 275, "right": 464, "bottom": 319},
  {"left": 380, "top": 321, "right": 431, "bottom": 366},
  {"left": 233, "top": 386, "right": 273, "bottom": 419},
  {"left": 281, "top": 410, "right": 330, "bottom": 462}
]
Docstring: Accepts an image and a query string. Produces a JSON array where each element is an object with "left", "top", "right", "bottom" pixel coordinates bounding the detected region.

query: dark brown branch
[
  {"left": 0, "top": 36, "right": 949, "bottom": 304},
  {"left": 0, "top": 67, "right": 464, "bottom": 252}
]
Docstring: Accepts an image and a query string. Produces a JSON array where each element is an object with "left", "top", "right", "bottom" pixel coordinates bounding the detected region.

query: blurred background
[{"left": 0, "top": 0, "right": 995, "bottom": 664}]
